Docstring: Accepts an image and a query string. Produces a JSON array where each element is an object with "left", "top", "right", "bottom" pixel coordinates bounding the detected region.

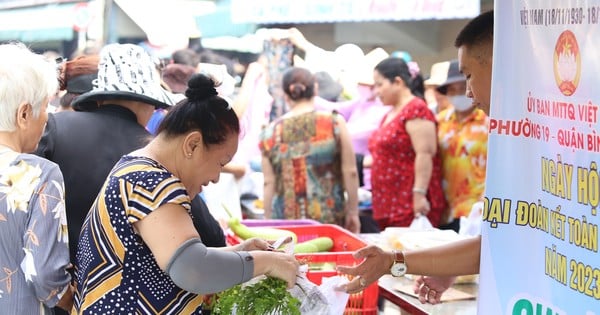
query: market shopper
[
  {"left": 0, "top": 43, "right": 73, "bottom": 314},
  {"left": 436, "top": 59, "right": 489, "bottom": 232},
  {"left": 338, "top": 9, "right": 494, "bottom": 304},
  {"left": 368, "top": 56, "right": 446, "bottom": 229},
  {"left": 73, "top": 73, "right": 300, "bottom": 314},
  {"left": 55, "top": 54, "right": 99, "bottom": 112},
  {"left": 259, "top": 67, "right": 361, "bottom": 233}
]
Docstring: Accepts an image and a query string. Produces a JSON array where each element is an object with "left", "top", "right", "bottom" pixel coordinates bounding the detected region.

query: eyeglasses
[{"left": 55, "top": 56, "right": 67, "bottom": 70}]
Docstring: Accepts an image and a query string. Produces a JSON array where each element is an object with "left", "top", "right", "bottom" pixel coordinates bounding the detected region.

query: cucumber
[
  {"left": 228, "top": 218, "right": 297, "bottom": 243},
  {"left": 293, "top": 236, "right": 334, "bottom": 253}
]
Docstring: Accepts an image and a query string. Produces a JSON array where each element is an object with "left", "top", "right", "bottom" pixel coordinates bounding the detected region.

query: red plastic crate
[
  {"left": 225, "top": 219, "right": 320, "bottom": 246},
  {"left": 302, "top": 252, "right": 379, "bottom": 315},
  {"left": 241, "top": 218, "right": 321, "bottom": 227},
  {"left": 275, "top": 225, "right": 379, "bottom": 314},
  {"left": 227, "top": 224, "right": 379, "bottom": 313}
]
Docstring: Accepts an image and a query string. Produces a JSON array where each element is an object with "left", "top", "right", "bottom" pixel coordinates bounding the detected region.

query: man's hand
[
  {"left": 336, "top": 245, "right": 394, "bottom": 293},
  {"left": 413, "top": 275, "right": 456, "bottom": 305}
]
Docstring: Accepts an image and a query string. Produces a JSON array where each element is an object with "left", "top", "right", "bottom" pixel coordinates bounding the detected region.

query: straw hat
[
  {"left": 424, "top": 61, "right": 451, "bottom": 87},
  {"left": 356, "top": 47, "right": 390, "bottom": 86},
  {"left": 435, "top": 60, "right": 464, "bottom": 95}
]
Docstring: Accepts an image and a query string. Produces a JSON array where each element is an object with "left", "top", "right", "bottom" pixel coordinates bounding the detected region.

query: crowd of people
[{"left": 0, "top": 9, "right": 494, "bottom": 314}]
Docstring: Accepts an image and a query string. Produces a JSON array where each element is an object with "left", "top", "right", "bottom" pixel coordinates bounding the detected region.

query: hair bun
[{"left": 185, "top": 73, "right": 218, "bottom": 101}]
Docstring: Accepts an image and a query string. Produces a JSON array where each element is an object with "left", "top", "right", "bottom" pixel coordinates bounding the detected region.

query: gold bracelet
[{"left": 412, "top": 187, "right": 427, "bottom": 195}]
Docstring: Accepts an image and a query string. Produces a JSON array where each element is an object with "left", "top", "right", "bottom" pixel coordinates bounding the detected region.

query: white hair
[{"left": 0, "top": 42, "right": 58, "bottom": 131}]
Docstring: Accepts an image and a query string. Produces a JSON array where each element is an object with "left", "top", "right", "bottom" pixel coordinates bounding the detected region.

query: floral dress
[
  {"left": 0, "top": 151, "right": 71, "bottom": 314},
  {"left": 368, "top": 98, "right": 446, "bottom": 228},
  {"left": 259, "top": 110, "right": 346, "bottom": 225}
]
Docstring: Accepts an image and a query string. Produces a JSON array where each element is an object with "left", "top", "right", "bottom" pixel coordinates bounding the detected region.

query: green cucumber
[
  {"left": 293, "top": 236, "right": 334, "bottom": 253},
  {"left": 228, "top": 218, "right": 297, "bottom": 243}
]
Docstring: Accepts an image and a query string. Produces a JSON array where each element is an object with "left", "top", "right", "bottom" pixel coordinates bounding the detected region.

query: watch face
[{"left": 391, "top": 262, "right": 407, "bottom": 277}]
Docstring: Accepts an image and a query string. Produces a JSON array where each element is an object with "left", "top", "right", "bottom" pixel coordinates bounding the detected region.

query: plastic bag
[
  {"left": 409, "top": 215, "right": 433, "bottom": 230},
  {"left": 290, "top": 271, "right": 349, "bottom": 315},
  {"left": 459, "top": 201, "right": 483, "bottom": 236}
]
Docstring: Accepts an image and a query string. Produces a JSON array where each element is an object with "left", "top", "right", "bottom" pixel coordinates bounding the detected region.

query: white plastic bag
[
  {"left": 409, "top": 215, "right": 433, "bottom": 230},
  {"left": 290, "top": 273, "right": 349, "bottom": 315},
  {"left": 459, "top": 201, "right": 483, "bottom": 236}
]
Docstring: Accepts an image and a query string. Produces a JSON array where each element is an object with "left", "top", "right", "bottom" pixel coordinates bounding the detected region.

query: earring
[{"left": 187, "top": 153, "right": 192, "bottom": 158}]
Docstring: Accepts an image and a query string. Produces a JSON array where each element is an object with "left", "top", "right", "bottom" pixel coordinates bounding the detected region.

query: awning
[
  {"left": 0, "top": 3, "right": 77, "bottom": 42},
  {"left": 231, "top": 0, "right": 480, "bottom": 24},
  {"left": 195, "top": 5, "right": 255, "bottom": 38},
  {"left": 114, "top": 0, "right": 214, "bottom": 48}
]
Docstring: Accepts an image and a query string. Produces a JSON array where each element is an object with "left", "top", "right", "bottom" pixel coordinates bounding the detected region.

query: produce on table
[
  {"left": 228, "top": 217, "right": 298, "bottom": 243},
  {"left": 293, "top": 236, "right": 334, "bottom": 253},
  {"left": 308, "top": 262, "right": 336, "bottom": 271}
]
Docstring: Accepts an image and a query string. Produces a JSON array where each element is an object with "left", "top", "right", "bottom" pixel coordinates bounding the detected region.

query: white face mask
[{"left": 449, "top": 95, "right": 474, "bottom": 112}]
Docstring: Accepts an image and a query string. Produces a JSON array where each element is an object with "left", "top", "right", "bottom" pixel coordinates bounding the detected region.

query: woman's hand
[
  {"left": 263, "top": 252, "right": 300, "bottom": 289},
  {"left": 55, "top": 282, "right": 76, "bottom": 312},
  {"left": 344, "top": 212, "right": 361, "bottom": 234},
  {"left": 237, "top": 236, "right": 293, "bottom": 252},
  {"left": 413, "top": 193, "right": 430, "bottom": 217}
]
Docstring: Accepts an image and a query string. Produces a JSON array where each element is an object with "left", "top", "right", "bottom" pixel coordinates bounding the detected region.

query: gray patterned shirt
[{"left": 0, "top": 151, "right": 71, "bottom": 314}]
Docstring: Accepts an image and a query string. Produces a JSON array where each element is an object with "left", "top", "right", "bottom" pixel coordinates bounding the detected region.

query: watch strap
[{"left": 393, "top": 250, "right": 405, "bottom": 264}]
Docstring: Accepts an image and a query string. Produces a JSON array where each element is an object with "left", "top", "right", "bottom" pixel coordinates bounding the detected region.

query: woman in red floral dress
[{"left": 368, "top": 57, "right": 446, "bottom": 229}]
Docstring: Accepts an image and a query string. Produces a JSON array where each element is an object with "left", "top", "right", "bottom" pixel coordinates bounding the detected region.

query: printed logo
[{"left": 553, "top": 30, "right": 581, "bottom": 96}]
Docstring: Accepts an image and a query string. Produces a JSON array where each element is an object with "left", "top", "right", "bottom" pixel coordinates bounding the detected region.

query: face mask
[{"left": 449, "top": 95, "right": 474, "bottom": 112}]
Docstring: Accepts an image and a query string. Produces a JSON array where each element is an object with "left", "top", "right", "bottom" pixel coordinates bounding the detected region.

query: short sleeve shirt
[
  {"left": 0, "top": 152, "right": 71, "bottom": 314},
  {"left": 437, "top": 108, "right": 489, "bottom": 219},
  {"left": 74, "top": 155, "right": 204, "bottom": 314}
]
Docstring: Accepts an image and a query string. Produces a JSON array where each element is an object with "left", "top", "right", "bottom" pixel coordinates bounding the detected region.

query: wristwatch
[{"left": 390, "top": 250, "right": 407, "bottom": 277}]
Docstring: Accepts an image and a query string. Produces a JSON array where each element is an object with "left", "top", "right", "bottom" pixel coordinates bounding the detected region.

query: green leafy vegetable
[{"left": 213, "top": 276, "right": 301, "bottom": 315}]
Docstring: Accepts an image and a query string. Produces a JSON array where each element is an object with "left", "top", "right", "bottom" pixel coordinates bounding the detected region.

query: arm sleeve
[
  {"left": 165, "top": 238, "right": 254, "bottom": 295},
  {"left": 23, "top": 160, "right": 71, "bottom": 307}
]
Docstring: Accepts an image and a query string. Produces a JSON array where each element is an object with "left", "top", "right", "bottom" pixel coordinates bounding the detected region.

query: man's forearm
[{"left": 405, "top": 236, "right": 481, "bottom": 276}]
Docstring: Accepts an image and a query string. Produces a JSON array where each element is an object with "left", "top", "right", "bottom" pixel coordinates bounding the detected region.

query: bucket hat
[{"left": 72, "top": 44, "right": 177, "bottom": 111}]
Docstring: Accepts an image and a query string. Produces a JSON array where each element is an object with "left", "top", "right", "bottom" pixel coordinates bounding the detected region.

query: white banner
[
  {"left": 230, "top": 0, "right": 479, "bottom": 24},
  {"left": 480, "top": 1, "right": 600, "bottom": 314}
]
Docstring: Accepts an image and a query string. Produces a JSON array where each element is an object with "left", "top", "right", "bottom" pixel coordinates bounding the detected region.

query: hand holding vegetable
[
  {"left": 252, "top": 251, "right": 300, "bottom": 289},
  {"left": 235, "top": 236, "right": 292, "bottom": 252}
]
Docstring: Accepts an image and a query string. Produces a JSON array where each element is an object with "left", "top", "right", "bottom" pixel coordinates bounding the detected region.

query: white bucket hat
[{"left": 72, "top": 43, "right": 178, "bottom": 111}]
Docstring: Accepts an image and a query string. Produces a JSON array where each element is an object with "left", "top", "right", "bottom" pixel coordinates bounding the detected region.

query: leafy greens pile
[{"left": 213, "top": 276, "right": 301, "bottom": 315}]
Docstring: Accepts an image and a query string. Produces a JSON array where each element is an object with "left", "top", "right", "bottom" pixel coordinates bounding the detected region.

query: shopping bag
[
  {"left": 459, "top": 201, "right": 483, "bottom": 236},
  {"left": 409, "top": 215, "right": 434, "bottom": 230}
]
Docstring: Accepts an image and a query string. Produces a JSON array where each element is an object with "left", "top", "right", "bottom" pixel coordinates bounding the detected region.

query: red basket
[
  {"left": 241, "top": 219, "right": 321, "bottom": 227},
  {"left": 272, "top": 224, "right": 379, "bottom": 314},
  {"left": 301, "top": 252, "right": 379, "bottom": 315},
  {"left": 225, "top": 220, "right": 320, "bottom": 246},
  {"left": 227, "top": 224, "right": 378, "bottom": 313}
]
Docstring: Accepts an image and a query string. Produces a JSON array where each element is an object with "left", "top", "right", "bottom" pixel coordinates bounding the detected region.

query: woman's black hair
[
  {"left": 374, "top": 57, "right": 424, "bottom": 100},
  {"left": 282, "top": 67, "right": 316, "bottom": 101},
  {"left": 156, "top": 73, "right": 239, "bottom": 147}
]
